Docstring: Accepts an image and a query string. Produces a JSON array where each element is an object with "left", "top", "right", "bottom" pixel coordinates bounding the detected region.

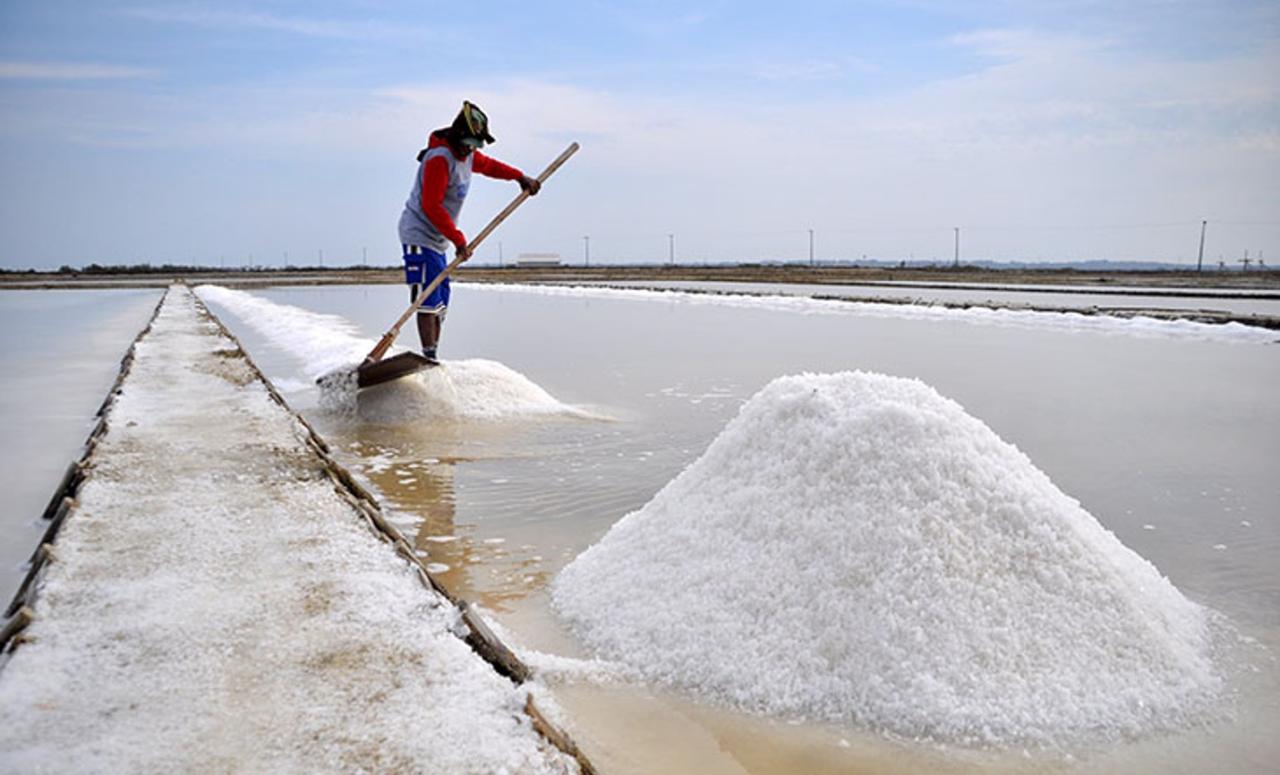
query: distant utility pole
[
  {"left": 318, "top": 249, "right": 324, "bottom": 268},
  {"left": 1240, "top": 250, "right": 1251, "bottom": 272},
  {"left": 1197, "top": 220, "right": 1207, "bottom": 272},
  {"left": 808, "top": 229, "right": 815, "bottom": 266},
  {"left": 668, "top": 233, "right": 675, "bottom": 265},
  {"left": 583, "top": 235, "right": 590, "bottom": 267},
  {"left": 953, "top": 227, "right": 960, "bottom": 268}
]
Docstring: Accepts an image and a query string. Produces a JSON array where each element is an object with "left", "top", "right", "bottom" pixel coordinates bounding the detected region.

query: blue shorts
[{"left": 403, "top": 245, "right": 450, "bottom": 312}]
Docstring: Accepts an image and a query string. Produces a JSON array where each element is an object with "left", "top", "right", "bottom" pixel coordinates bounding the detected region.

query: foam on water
[
  {"left": 553, "top": 371, "right": 1224, "bottom": 747},
  {"left": 195, "top": 285, "right": 578, "bottom": 421}
]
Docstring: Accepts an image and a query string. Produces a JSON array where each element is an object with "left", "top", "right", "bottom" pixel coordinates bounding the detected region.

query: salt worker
[{"left": 397, "top": 100, "right": 541, "bottom": 364}]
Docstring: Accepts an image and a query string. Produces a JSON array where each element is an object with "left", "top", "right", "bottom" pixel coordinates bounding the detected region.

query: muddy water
[
  {"left": 205, "top": 283, "right": 1279, "bottom": 773},
  {"left": 0, "top": 289, "right": 162, "bottom": 603}
]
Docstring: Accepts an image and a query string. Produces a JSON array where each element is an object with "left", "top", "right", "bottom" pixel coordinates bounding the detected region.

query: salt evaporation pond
[
  {"left": 0, "top": 289, "right": 162, "bottom": 603},
  {"left": 175, "top": 283, "right": 1278, "bottom": 771},
  {"left": 554, "top": 371, "right": 1221, "bottom": 746}
]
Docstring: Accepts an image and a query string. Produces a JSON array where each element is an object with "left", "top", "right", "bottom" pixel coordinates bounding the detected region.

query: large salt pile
[{"left": 553, "top": 371, "right": 1222, "bottom": 746}]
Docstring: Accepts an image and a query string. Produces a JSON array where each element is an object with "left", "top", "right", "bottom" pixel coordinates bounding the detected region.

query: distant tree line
[
  {"left": 2, "top": 260, "right": 1275, "bottom": 276},
  {"left": 33, "top": 263, "right": 394, "bottom": 275}
]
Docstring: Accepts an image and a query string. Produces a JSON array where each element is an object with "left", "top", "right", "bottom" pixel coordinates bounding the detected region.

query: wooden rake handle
[{"left": 364, "top": 141, "right": 581, "bottom": 364}]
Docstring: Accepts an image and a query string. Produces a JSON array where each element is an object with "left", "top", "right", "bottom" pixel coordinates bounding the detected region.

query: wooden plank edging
[{"left": 0, "top": 607, "right": 34, "bottom": 652}]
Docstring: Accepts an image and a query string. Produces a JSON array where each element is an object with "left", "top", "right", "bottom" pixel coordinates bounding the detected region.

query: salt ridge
[
  {"left": 465, "top": 282, "right": 1277, "bottom": 344},
  {"left": 196, "top": 284, "right": 371, "bottom": 378},
  {"left": 196, "top": 285, "right": 578, "bottom": 421},
  {"left": 553, "top": 371, "right": 1224, "bottom": 747}
]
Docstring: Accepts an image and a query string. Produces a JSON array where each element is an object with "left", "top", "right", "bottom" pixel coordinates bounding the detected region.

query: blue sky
[{"left": 1, "top": 1, "right": 1277, "bottom": 268}]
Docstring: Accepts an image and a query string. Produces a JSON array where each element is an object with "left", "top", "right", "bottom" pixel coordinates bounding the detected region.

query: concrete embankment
[{"left": 0, "top": 285, "right": 586, "bottom": 773}]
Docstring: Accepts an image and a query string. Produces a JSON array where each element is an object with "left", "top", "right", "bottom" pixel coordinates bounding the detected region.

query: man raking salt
[
  {"left": 317, "top": 103, "right": 577, "bottom": 391},
  {"left": 399, "top": 100, "right": 542, "bottom": 365}
]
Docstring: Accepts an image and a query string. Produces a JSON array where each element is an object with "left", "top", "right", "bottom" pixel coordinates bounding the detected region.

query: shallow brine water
[
  {"left": 0, "top": 289, "right": 163, "bottom": 602},
  {"left": 193, "top": 281, "right": 1280, "bottom": 773}
]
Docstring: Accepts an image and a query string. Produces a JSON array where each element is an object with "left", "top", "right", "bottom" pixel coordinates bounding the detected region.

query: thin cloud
[
  {"left": 948, "top": 27, "right": 1115, "bottom": 62},
  {"left": 0, "top": 61, "right": 156, "bottom": 80},
  {"left": 119, "top": 5, "right": 421, "bottom": 40},
  {"left": 750, "top": 59, "right": 845, "bottom": 82},
  {"left": 601, "top": 3, "right": 718, "bottom": 39}
]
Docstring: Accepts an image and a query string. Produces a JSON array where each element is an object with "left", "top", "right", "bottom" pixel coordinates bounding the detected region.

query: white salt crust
[
  {"left": 466, "top": 282, "right": 1277, "bottom": 344},
  {"left": 0, "top": 286, "right": 573, "bottom": 774},
  {"left": 553, "top": 371, "right": 1223, "bottom": 747}
]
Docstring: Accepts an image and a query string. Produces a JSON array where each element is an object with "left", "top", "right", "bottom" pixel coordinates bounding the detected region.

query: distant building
[{"left": 515, "top": 252, "right": 563, "bottom": 268}]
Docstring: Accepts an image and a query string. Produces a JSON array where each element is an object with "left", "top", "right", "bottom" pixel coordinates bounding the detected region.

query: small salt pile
[
  {"left": 553, "top": 371, "right": 1222, "bottom": 746},
  {"left": 355, "top": 359, "right": 577, "bottom": 423},
  {"left": 196, "top": 285, "right": 580, "bottom": 422}
]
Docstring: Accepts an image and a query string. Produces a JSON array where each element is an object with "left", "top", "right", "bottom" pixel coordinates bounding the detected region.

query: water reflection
[
  {"left": 0, "top": 289, "right": 162, "bottom": 603},
  {"left": 341, "top": 425, "right": 560, "bottom": 611}
]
